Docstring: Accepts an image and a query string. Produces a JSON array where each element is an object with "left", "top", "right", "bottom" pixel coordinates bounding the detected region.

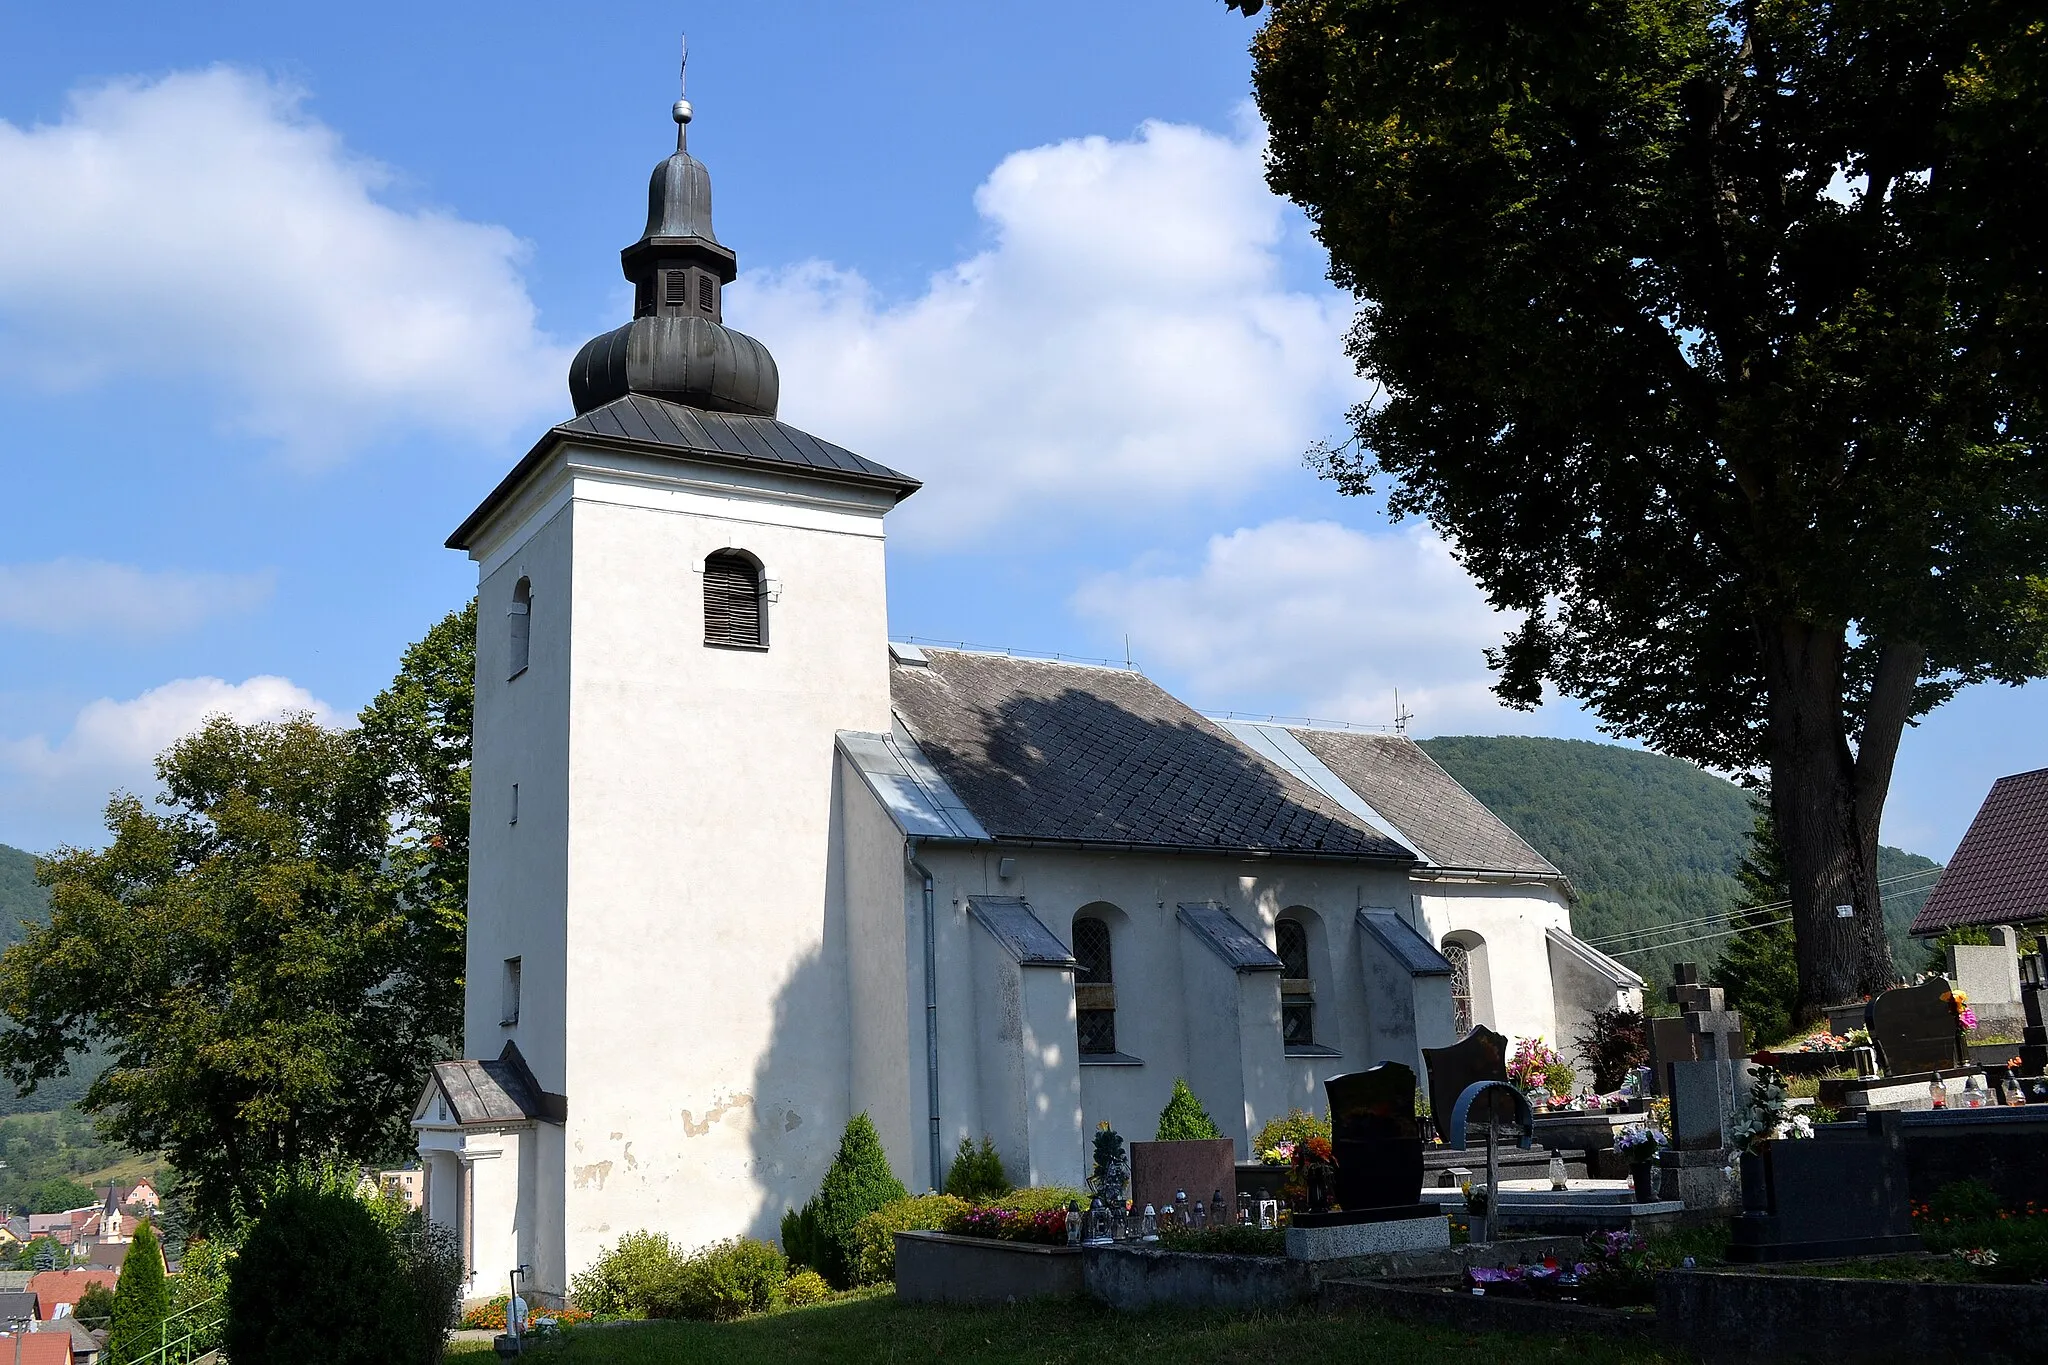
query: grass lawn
[{"left": 447, "top": 1289, "right": 1683, "bottom": 1364}]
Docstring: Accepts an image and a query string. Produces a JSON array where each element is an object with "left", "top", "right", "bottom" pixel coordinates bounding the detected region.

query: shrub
[
  {"left": 986, "top": 1186, "right": 1089, "bottom": 1215},
  {"left": 672, "top": 1238, "right": 786, "bottom": 1321},
  {"left": 1928, "top": 1178, "right": 2002, "bottom": 1223},
  {"left": 850, "top": 1194, "right": 970, "bottom": 1285},
  {"left": 779, "top": 1200, "right": 826, "bottom": 1272},
  {"left": 225, "top": 1184, "right": 405, "bottom": 1365},
  {"left": 1252, "top": 1108, "right": 1330, "bottom": 1163},
  {"left": 1158, "top": 1224, "right": 1285, "bottom": 1256},
  {"left": 783, "top": 1269, "right": 831, "bottom": 1306},
  {"left": 1156, "top": 1077, "right": 1224, "bottom": 1141},
  {"left": 109, "top": 1220, "right": 170, "bottom": 1365},
  {"left": 1572, "top": 1007, "right": 1649, "bottom": 1092},
  {"left": 73, "top": 1282, "right": 115, "bottom": 1330},
  {"left": 385, "top": 1197, "right": 464, "bottom": 1357},
  {"left": 569, "top": 1230, "right": 686, "bottom": 1318},
  {"left": 943, "top": 1135, "right": 1010, "bottom": 1201},
  {"left": 813, "top": 1114, "right": 907, "bottom": 1286}
]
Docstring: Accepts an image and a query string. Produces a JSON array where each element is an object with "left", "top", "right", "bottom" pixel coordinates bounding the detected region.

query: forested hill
[
  {"left": 1415, "top": 736, "right": 1939, "bottom": 992},
  {"left": 0, "top": 843, "right": 97, "bottom": 1113}
]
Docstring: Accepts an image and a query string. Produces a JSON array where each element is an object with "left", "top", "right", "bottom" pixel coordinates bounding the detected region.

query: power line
[
  {"left": 1608, "top": 916, "right": 1793, "bottom": 958},
  {"left": 1580, "top": 865, "right": 1944, "bottom": 948}
]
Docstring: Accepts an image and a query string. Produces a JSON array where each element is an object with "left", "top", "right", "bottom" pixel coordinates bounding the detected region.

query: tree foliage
[
  {"left": 1242, "top": 0, "right": 2048, "bottom": 1023},
  {"left": 1716, "top": 801, "right": 1802, "bottom": 1045},
  {"left": 108, "top": 1220, "right": 169, "bottom": 1365},
  {"left": 0, "top": 605, "right": 475, "bottom": 1231},
  {"left": 1156, "top": 1077, "right": 1224, "bottom": 1141}
]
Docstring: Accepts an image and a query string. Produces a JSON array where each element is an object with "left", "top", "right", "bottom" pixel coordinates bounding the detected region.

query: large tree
[
  {"left": 0, "top": 605, "right": 474, "bottom": 1230},
  {"left": 1234, "top": 0, "right": 2048, "bottom": 1022}
]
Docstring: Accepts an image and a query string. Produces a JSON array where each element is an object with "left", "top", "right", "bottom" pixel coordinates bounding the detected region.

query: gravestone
[
  {"left": 1130, "top": 1139, "right": 1235, "bottom": 1226},
  {"left": 2019, "top": 950, "right": 2048, "bottom": 1077},
  {"left": 1950, "top": 928, "right": 2025, "bottom": 1037},
  {"left": 1286, "top": 1062, "right": 1448, "bottom": 1260},
  {"left": 1657, "top": 1057, "right": 1749, "bottom": 1213},
  {"left": 1727, "top": 1111, "right": 1921, "bottom": 1261},
  {"left": 1869, "top": 980, "right": 1965, "bottom": 1076},
  {"left": 1648, "top": 962, "right": 1747, "bottom": 1093},
  {"left": 1422, "top": 1025, "right": 1511, "bottom": 1132}
]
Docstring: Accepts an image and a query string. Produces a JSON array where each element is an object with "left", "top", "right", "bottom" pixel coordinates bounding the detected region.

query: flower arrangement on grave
[
  {"left": 1253, "top": 1108, "right": 1330, "bottom": 1166},
  {"left": 1728, "top": 1064, "right": 1815, "bottom": 1154},
  {"left": 1089, "top": 1122, "right": 1128, "bottom": 1208},
  {"left": 1614, "top": 1124, "right": 1665, "bottom": 1163},
  {"left": 1943, "top": 988, "right": 1979, "bottom": 1031},
  {"left": 1283, "top": 1134, "right": 1336, "bottom": 1212},
  {"left": 941, "top": 1206, "right": 1071, "bottom": 1245},
  {"left": 1507, "top": 1037, "right": 1575, "bottom": 1106}
]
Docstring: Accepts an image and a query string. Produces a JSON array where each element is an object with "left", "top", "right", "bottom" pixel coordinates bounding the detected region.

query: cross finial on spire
[{"left": 672, "top": 34, "right": 693, "bottom": 150}]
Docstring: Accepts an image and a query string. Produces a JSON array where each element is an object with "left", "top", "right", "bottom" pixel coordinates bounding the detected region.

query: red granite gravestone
[{"left": 1130, "top": 1139, "right": 1236, "bottom": 1221}]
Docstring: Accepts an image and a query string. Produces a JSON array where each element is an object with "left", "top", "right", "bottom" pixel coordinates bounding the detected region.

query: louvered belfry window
[
  {"left": 703, "top": 552, "right": 765, "bottom": 648},
  {"left": 1277, "top": 919, "right": 1315, "bottom": 1047},
  {"left": 697, "top": 274, "right": 716, "bottom": 313},
  {"left": 1073, "top": 917, "right": 1117, "bottom": 1055},
  {"left": 664, "top": 270, "right": 689, "bottom": 307}
]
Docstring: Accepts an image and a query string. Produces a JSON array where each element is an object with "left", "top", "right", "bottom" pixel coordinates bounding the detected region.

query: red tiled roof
[
  {"left": 1911, "top": 767, "right": 2048, "bottom": 934},
  {"left": 25, "top": 1270, "right": 117, "bottom": 1311},
  {"left": 1, "top": 1334, "right": 69, "bottom": 1365}
]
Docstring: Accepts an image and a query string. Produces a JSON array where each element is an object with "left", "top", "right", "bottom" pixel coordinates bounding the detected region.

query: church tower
[{"left": 417, "top": 62, "right": 919, "bottom": 1300}]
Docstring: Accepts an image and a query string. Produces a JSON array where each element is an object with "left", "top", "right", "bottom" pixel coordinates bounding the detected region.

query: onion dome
[{"left": 569, "top": 66, "right": 779, "bottom": 418}]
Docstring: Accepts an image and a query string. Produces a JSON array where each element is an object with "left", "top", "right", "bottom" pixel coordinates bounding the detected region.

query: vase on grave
[{"left": 1632, "top": 1160, "right": 1657, "bottom": 1203}]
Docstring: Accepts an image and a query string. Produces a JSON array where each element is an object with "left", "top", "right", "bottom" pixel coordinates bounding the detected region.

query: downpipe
[{"left": 908, "top": 838, "right": 941, "bottom": 1189}]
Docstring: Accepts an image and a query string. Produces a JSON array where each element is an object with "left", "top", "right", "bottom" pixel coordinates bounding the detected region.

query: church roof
[
  {"left": 420, "top": 1042, "right": 565, "bottom": 1127},
  {"left": 885, "top": 649, "right": 1415, "bottom": 861},
  {"left": 1909, "top": 766, "right": 2048, "bottom": 934},
  {"left": 1271, "top": 726, "right": 1562, "bottom": 878},
  {"left": 446, "top": 394, "right": 919, "bottom": 550}
]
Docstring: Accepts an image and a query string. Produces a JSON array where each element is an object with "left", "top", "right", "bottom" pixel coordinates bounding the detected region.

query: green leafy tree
[
  {"left": 1155, "top": 1077, "right": 1224, "bottom": 1141},
  {"left": 0, "top": 606, "right": 475, "bottom": 1231},
  {"left": 108, "top": 1220, "right": 169, "bottom": 1365},
  {"left": 73, "top": 1280, "right": 116, "bottom": 1329},
  {"left": 812, "top": 1114, "right": 906, "bottom": 1287},
  {"left": 224, "top": 1182, "right": 405, "bottom": 1365},
  {"left": 1238, "top": 0, "right": 2048, "bottom": 1025},
  {"left": 1717, "top": 802, "right": 1800, "bottom": 1047}
]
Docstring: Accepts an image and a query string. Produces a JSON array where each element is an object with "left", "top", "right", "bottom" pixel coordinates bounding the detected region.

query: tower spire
[{"left": 673, "top": 34, "right": 692, "bottom": 151}]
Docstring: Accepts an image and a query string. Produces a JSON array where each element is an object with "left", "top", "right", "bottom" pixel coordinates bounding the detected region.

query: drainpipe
[{"left": 907, "top": 838, "right": 942, "bottom": 1189}]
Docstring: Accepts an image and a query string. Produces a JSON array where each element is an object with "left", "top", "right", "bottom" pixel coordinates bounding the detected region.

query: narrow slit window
[
  {"left": 501, "top": 957, "right": 522, "bottom": 1027},
  {"left": 1073, "top": 917, "right": 1116, "bottom": 1055},
  {"left": 703, "top": 552, "right": 765, "bottom": 648},
  {"left": 507, "top": 579, "right": 531, "bottom": 679},
  {"left": 664, "top": 270, "right": 689, "bottom": 307},
  {"left": 1277, "top": 919, "right": 1315, "bottom": 1047}
]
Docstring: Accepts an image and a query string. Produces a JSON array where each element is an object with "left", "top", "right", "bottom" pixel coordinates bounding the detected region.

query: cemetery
[{"left": 855, "top": 937, "right": 2048, "bottom": 1364}]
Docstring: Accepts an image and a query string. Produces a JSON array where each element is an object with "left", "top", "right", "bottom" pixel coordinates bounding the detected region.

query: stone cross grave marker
[
  {"left": 1648, "top": 962, "right": 1747, "bottom": 1092},
  {"left": 1422, "top": 1025, "right": 1511, "bottom": 1135},
  {"left": 1868, "top": 980, "right": 1964, "bottom": 1076}
]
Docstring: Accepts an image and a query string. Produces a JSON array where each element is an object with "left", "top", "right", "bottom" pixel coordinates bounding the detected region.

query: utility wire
[
  {"left": 1608, "top": 916, "right": 1794, "bottom": 958},
  {"left": 1581, "top": 865, "right": 1944, "bottom": 948}
]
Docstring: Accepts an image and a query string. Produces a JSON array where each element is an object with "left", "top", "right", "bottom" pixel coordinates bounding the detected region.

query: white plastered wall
[{"left": 1411, "top": 883, "right": 1573, "bottom": 1053}]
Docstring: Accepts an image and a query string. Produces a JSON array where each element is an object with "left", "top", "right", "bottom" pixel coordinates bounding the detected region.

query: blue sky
[{"left": 0, "top": 1, "right": 2036, "bottom": 859}]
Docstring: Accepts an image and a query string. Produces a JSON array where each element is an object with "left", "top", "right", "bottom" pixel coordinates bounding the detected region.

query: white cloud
[
  {"left": 0, "top": 67, "right": 567, "bottom": 458},
  {"left": 0, "top": 675, "right": 339, "bottom": 849},
  {"left": 734, "top": 117, "right": 1361, "bottom": 541},
  {"left": 0, "top": 558, "right": 274, "bottom": 637},
  {"left": 1073, "top": 518, "right": 1574, "bottom": 736}
]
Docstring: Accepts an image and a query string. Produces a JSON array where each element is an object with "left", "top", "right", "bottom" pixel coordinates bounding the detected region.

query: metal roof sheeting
[
  {"left": 836, "top": 726, "right": 991, "bottom": 842},
  {"left": 1545, "top": 926, "right": 1646, "bottom": 989},
  {"left": 1178, "top": 902, "right": 1284, "bottom": 973},
  {"left": 1357, "top": 909, "right": 1455, "bottom": 977},
  {"left": 1910, "top": 767, "right": 2048, "bottom": 934},
  {"left": 967, "top": 896, "right": 1079, "bottom": 967}
]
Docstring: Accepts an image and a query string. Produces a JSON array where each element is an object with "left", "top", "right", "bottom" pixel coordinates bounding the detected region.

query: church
[{"left": 411, "top": 78, "right": 1642, "bottom": 1303}]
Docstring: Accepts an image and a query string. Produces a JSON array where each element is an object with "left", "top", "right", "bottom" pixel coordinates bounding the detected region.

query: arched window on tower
[
  {"left": 1072, "top": 916, "right": 1116, "bottom": 1056},
  {"left": 1276, "top": 918, "right": 1316, "bottom": 1048},
  {"left": 507, "top": 578, "right": 531, "bottom": 679},
  {"left": 703, "top": 551, "right": 766, "bottom": 649}
]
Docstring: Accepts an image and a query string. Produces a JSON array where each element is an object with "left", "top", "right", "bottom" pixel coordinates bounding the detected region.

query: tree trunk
[{"left": 1759, "top": 617, "right": 1908, "bottom": 1029}]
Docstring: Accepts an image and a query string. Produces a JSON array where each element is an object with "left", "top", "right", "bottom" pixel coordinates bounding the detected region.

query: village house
[{"left": 414, "top": 78, "right": 1641, "bottom": 1303}]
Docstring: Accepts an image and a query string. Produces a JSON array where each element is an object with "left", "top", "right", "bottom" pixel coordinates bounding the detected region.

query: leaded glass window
[
  {"left": 1277, "top": 919, "right": 1315, "bottom": 1047},
  {"left": 1073, "top": 917, "right": 1116, "bottom": 1055},
  {"left": 1445, "top": 942, "right": 1473, "bottom": 1036}
]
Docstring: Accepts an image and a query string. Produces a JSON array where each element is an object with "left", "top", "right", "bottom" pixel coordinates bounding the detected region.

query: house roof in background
[
  {"left": 887, "top": 650, "right": 1416, "bottom": 862},
  {"left": 1278, "top": 727, "right": 1562, "bottom": 878},
  {"left": 3, "top": 1333, "right": 68, "bottom": 1365},
  {"left": 1910, "top": 767, "right": 2048, "bottom": 934},
  {"left": 24, "top": 1270, "right": 115, "bottom": 1311},
  {"left": 0, "top": 1290, "right": 37, "bottom": 1321}
]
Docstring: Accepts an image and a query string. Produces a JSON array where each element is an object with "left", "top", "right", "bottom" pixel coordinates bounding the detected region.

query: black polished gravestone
[
  {"left": 1295, "top": 1062, "right": 1434, "bottom": 1226},
  {"left": 1869, "top": 980, "right": 1965, "bottom": 1077},
  {"left": 1423, "top": 1026, "right": 1512, "bottom": 1134},
  {"left": 1727, "top": 1111, "right": 1922, "bottom": 1262}
]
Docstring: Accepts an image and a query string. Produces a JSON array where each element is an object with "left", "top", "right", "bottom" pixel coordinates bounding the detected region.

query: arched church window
[
  {"left": 1072, "top": 916, "right": 1117, "bottom": 1056},
  {"left": 703, "top": 551, "right": 766, "bottom": 649},
  {"left": 1444, "top": 941, "right": 1473, "bottom": 1036},
  {"left": 508, "top": 578, "right": 531, "bottom": 679},
  {"left": 1277, "top": 918, "right": 1316, "bottom": 1048}
]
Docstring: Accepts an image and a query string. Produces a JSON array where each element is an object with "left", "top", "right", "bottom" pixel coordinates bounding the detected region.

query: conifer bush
[
  {"left": 813, "top": 1113, "right": 907, "bottom": 1286},
  {"left": 779, "top": 1199, "right": 826, "bottom": 1273},
  {"left": 1155, "top": 1077, "right": 1224, "bottom": 1141},
  {"left": 943, "top": 1135, "right": 1010, "bottom": 1201},
  {"left": 108, "top": 1221, "right": 168, "bottom": 1365}
]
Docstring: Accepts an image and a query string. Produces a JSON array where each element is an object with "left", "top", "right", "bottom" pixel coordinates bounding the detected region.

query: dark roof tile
[{"left": 1910, "top": 768, "right": 2048, "bottom": 934}]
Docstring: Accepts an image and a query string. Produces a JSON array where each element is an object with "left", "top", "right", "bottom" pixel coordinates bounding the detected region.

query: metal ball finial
[{"left": 673, "top": 98, "right": 693, "bottom": 125}]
